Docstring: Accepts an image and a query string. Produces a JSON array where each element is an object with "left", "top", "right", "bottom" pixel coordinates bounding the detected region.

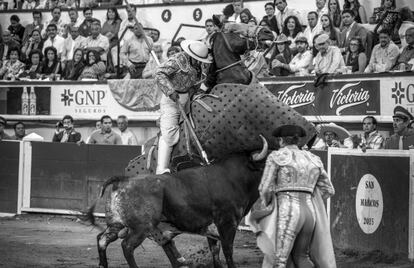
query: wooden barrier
[{"left": 0, "top": 141, "right": 20, "bottom": 214}]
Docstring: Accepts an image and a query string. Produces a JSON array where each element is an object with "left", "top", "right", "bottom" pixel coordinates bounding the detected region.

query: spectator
[
  {"left": 121, "top": 23, "right": 153, "bottom": 79},
  {"left": 343, "top": 0, "right": 367, "bottom": 24},
  {"left": 303, "top": 11, "right": 322, "bottom": 48},
  {"left": 8, "top": 15, "right": 25, "bottom": 45},
  {"left": 115, "top": 115, "right": 138, "bottom": 145},
  {"left": 261, "top": 2, "right": 279, "bottom": 35},
  {"left": 359, "top": 116, "right": 384, "bottom": 149},
  {"left": 19, "top": 49, "right": 42, "bottom": 79},
  {"left": 99, "top": 0, "right": 121, "bottom": 7},
  {"left": 21, "top": 29, "right": 44, "bottom": 61},
  {"left": 320, "top": 14, "right": 340, "bottom": 46},
  {"left": 166, "top": 46, "right": 180, "bottom": 58},
  {"left": 101, "top": 8, "right": 121, "bottom": 49},
  {"left": 52, "top": 115, "right": 81, "bottom": 143},
  {"left": 339, "top": 9, "right": 368, "bottom": 53},
  {"left": 394, "top": 27, "right": 414, "bottom": 71},
  {"left": 142, "top": 44, "right": 164, "bottom": 79},
  {"left": 385, "top": 106, "right": 414, "bottom": 149},
  {"left": 87, "top": 115, "right": 122, "bottom": 145},
  {"left": 85, "top": 120, "right": 101, "bottom": 143},
  {"left": 63, "top": 48, "right": 85, "bottom": 80},
  {"left": 61, "top": 26, "right": 86, "bottom": 64},
  {"left": 79, "top": 0, "right": 97, "bottom": 8},
  {"left": 0, "top": 47, "right": 25, "bottom": 80},
  {"left": 119, "top": 5, "right": 137, "bottom": 42},
  {"left": 148, "top": 29, "right": 160, "bottom": 43},
  {"left": 282, "top": 15, "right": 303, "bottom": 49},
  {"left": 269, "top": 34, "right": 292, "bottom": 76},
  {"left": 0, "top": 30, "right": 20, "bottom": 63},
  {"left": 365, "top": 29, "right": 399, "bottom": 73},
  {"left": 228, "top": 0, "right": 243, "bottom": 23},
  {"left": 344, "top": 37, "right": 367, "bottom": 73},
  {"left": 10, "top": 121, "right": 26, "bottom": 140},
  {"left": 275, "top": 0, "right": 301, "bottom": 33},
  {"left": 78, "top": 7, "right": 94, "bottom": 37},
  {"left": 78, "top": 50, "right": 106, "bottom": 80},
  {"left": 40, "top": 46, "right": 62, "bottom": 78},
  {"left": 0, "top": 0, "right": 7, "bottom": 9},
  {"left": 371, "top": 0, "right": 401, "bottom": 45},
  {"left": 22, "top": 0, "right": 37, "bottom": 9},
  {"left": 313, "top": 122, "right": 352, "bottom": 149},
  {"left": 22, "top": 11, "right": 43, "bottom": 46},
  {"left": 259, "top": 19, "right": 278, "bottom": 39},
  {"left": 0, "top": 116, "right": 11, "bottom": 141},
  {"left": 63, "top": 8, "right": 82, "bottom": 38},
  {"left": 315, "top": 0, "right": 328, "bottom": 19},
  {"left": 369, "top": 0, "right": 396, "bottom": 25},
  {"left": 240, "top": 8, "right": 255, "bottom": 24},
  {"left": 282, "top": 35, "right": 313, "bottom": 76},
  {"left": 43, "top": 7, "right": 66, "bottom": 37},
  {"left": 43, "top": 24, "right": 65, "bottom": 59},
  {"left": 81, "top": 20, "right": 109, "bottom": 63},
  {"left": 202, "top": 19, "right": 215, "bottom": 45},
  {"left": 328, "top": 0, "right": 341, "bottom": 28},
  {"left": 314, "top": 33, "right": 345, "bottom": 74},
  {"left": 398, "top": 7, "right": 414, "bottom": 48}
]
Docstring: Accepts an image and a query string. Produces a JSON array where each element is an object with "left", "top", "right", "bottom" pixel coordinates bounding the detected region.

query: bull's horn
[{"left": 251, "top": 135, "right": 268, "bottom": 161}]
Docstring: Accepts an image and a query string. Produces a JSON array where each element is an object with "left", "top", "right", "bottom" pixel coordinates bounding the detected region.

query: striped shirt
[{"left": 361, "top": 130, "right": 384, "bottom": 149}]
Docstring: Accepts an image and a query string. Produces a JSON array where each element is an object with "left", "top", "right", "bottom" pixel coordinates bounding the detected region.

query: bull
[{"left": 85, "top": 137, "right": 269, "bottom": 268}]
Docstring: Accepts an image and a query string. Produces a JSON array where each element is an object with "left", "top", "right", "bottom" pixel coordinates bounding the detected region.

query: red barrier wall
[{"left": 0, "top": 141, "right": 20, "bottom": 213}]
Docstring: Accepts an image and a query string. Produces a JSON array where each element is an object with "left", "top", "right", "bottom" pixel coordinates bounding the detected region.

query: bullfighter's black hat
[
  {"left": 393, "top": 106, "right": 414, "bottom": 121},
  {"left": 272, "top": 125, "right": 306, "bottom": 138}
]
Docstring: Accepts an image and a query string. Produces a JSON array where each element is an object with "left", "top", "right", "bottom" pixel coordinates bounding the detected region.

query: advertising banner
[{"left": 380, "top": 75, "right": 414, "bottom": 115}]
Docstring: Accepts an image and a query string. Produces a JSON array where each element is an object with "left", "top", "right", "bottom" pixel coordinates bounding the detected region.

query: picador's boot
[{"left": 156, "top": 137, "right": 173, "bottom": 174}]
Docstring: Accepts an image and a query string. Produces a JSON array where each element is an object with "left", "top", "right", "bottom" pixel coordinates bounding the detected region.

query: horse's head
[{"left": 223, "top": 23, "right": 274, "bottom": 41}]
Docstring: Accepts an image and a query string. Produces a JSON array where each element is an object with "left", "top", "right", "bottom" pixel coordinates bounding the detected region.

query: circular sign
[
  {"left": 161, "top": 9, "right": 171, "bottom": 22},
  {"left": 193, "top": 8, "right": 202, "bottom": 22},
  {"left": 355, "top": 174, "right": 383, "bottom": 234}
]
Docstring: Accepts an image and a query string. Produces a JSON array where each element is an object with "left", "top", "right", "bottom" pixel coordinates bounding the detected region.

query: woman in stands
[
  {"left": 19, "top": 49, "right": 42, "bottom": 79},
  {"left": 282, "top": 15, "right": 303, "bottom": 50},
  {"left": 269, "top": 34, "right": 292, "bottom": 76},
  {"left": 78, "top": 50, "right": 106, "bottom": 80},
  {"left": 343, "top": 0, "right": 367, "bottom": 24},
  {"left": 369, "top": 0, "right": 396, "bottom": 24},
  {"left": 0, "top": 47, "right": 25, "bottom": 80},
  {"left": 8, "top": 15, "right": 25, "bottom": 45},
  {"left": 328, "top": 0, "right": 342, "bottom": 28},
  {"left": 40, "top": 46, "right": 62, "bottom": 79},
  {"left": 101, "top": 8, "right": 121, "bottom": 51},
  {"left": 344, "top": 37, "right": 367, "bottom": 74},
  {"left": 63, "top": 48, "right": 85, "bottom": 80},
  {"left": 21, "top": 29, "right": 43, "bottom": 61},
  {"left": 240, "top": 8, "right": 255, "bottom": 24},
  {"left": 320, "top": 14, "right": 340, "bottom": 46}
]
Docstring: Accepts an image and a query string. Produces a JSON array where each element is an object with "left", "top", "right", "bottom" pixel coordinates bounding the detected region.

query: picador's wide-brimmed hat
[
  {"left": 180, "top": 40, "right": 212, "bottom": 64},
  {"left": 295, "top": 34, "right": 308, "bottom": 44},
  {"left": 272, "top": 125, "right": 307, "bottom": 137},
  {"left": 274, "top": 34, "right": 291, "bottom": 44},
  {"left": 317, "top": 122, "right": 351, "bottom": 140},
  {"left": 393, "top": 106, "right": 414, "bottom": 121}
]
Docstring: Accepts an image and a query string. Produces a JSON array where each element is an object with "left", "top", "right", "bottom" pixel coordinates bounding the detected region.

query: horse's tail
[{"left": 99, "top": 176, "right": 128, "bottom": 198}]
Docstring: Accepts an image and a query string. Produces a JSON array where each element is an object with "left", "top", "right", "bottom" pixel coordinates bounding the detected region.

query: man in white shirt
[
  {"left": 365, "top": 29, "right": 399, "bottom": 73},
  {"left": 275, "top": 0, "right": 301, "bottom": 33},
  {"left": 303, "top": 11, "right": 322, "bottom": 48},
  {"left": 119, "top": 6, "right": 138, "bottom": 44},
  {"left": 314, "top": 33, "right": 345, "bottom": 74},
  {"left": 228, "top": 0, "right": 243, "bottom": 23},
  {"left": 62, "top": 26, "right": 86, "bottom": 63},
  {"left": 315, "top": 0, "right": 328, "bottom": 20},
  {"left": 81, "top": 20, "right": 109, "bottom": 62},
  {"left": 43, "top": 23, "right": 65, "bottom": 59},
  {"left": 115, "top": 115, "right": 138, "bottom": 146},
  {"left": 63, "top": 8, "right": 82, "bottom": 38}
]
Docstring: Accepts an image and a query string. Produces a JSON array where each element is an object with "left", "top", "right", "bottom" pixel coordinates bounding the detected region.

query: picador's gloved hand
[{"left": 169, "top": 92, "right": 179, "bottom": 102}]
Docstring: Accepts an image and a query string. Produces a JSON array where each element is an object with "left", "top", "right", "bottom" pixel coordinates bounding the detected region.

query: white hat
[
  {"left": 317, "top": 123, "right": 351, "bottom": 140},
  {"left": 180, "top": 40, "right": 212, "bottom": 64}
]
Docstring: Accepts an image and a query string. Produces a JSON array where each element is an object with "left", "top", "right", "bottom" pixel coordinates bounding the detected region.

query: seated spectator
[
  {"left": 394, "top": 27, "right": 414, "bottom": 71},
  {"left": 115, "top": 115, "right": 138, "bottom": 145},
  {"left": 365, "top": 29, "right": 399, "bottom": 73},
  {"left": 79, "top": 0, "right": 97, "bottom": 8},
  {"left": 313, "top": 122, "right": 352, "bottom": 149},
  {"left": 78, "top": 50, "right": 106, "bottom": 80},
  {"left": 279, "top": 35, "right": 313, "bottom": 76},
  {"left": 359, "top": 116, "right": 384, "bottom": 150},
  {"left": 43, "top": 7, "right": 67, "bottom": 37},
  {"left": 269, "top": 34, "right": 292, "bottom": 76},
  {"left": 314, "top": 33, "right": 345, "bottom": 74},
  {"left": 99, "top": 0, "right": 122, "bottom": 7},
  {"left": 320, "top": 14, "right": 340, "bottom": 46},
  {"left": 22, "top": 0, "right": 37, "bottom": 9},
  {"left": 142, "top": 44, "right": 164, "bottom": 79},
  {"left": 10, "top": 121, "right": 26, "bottom": 140},
  {"left": 63, "top": 9, "right": 82, "bottom": 38},
  {"left": 303, "top": 11, "right": 322, "bottom": 48},
  {"left": 343, "top": 0, "right": 367, "bottom": 24},
  {"left": 81, "top": 20, "right": 109, "bottom": 62},
  {"left": 385, "top": 106, "right": 414, "bottom": 149},
  {"left": 344, "top": 37, "right": 367, "bottom": 73},
  {"left": 369, "top": 0, "right": 396, "bottom": 25},
  {"left": 79, "top": 8, "right": 94, "bottom": 37},
  {"left": 328, "top": 0, "right": 342, "bottom": 28},
  {"left": 261, "top": 2, "right": 279, "bottom": 35},
  {"left": 63, "top": 48, "right": 85, "bottom": 80},
  {"left": 40, "top": 46, "right": 62, "bottom": 78},
  {"left": 52, "top": 115, "right": 81, "bottom": 143},
  {"left": 227, "top": 0, "right": 243, "bottom": 23},
  {"left": 22, "top": 11, "right": 43, "bottom": 46},
  {"left": 315, "top": 0, "right": 328, "bottom": 21},
  {"left": 166, "top": 46, "right": 181, "bottom": 58},
  {"left": 61, "top": 26, "right": 86, "bottom": 66},
  {"left": 19, "top": 49, "right": 42, "bottom": 79},
  {"left": 240, "top": 8, "right": 255, "bottom": 24},
  {"left": 274, "top": 0, "right": 301, "bottom": 33},
  {"left": 85, "top": 120, "right": 101, "bottom": 143},
  {"left": 43, "top": 24, "right": 65, "bottom": 59},
  {"left": 101, "top": 8, "right": 121, "bottom": 49},
  {"left": 398, "top": 7, "right": 414, "bottom": 48},
  {"left": 0, "top": 30, "right": 20, "bottom": 63},
  {"left": 339, "top": 9, "right": 368, "bottom": 53},
  {"left": 0, "top": 47, "right": 25, "bottom": 80},
  {"left": 282, "top": 15, "right": 303, "bottom": 50},
  {"left": 0, "top": 116, "right": 12, "bottom": 141},
  {"left": 87, "top": 115, "right": 122, "bottom": 145},
  {"left": 21, "top": 29, "right": 44, "bottom": 61},
  {"left": 8, "top": 15, "right": 25, "bottom": 45}
]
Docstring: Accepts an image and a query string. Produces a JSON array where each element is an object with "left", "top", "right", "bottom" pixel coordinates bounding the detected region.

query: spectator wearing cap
[
  {"left": 0, "top": 116, "right": 12, "bottom": 141},
  {"left": 43, "top": 24, "right": 65, "bottom": 59},
  {"left": 10, "top": 121, "right": 26, "bottom": 140},
  {"left": 88, "top": 115, "right": 122, "bottom": 145},
  {"left": 314, "top": 33, "right": 345, "bottom": 74},
  {"left": 81, "top": 20, "right": 109, "bottom": 63},
  {"left": 385, "top": 106, "right": 414, "bottom": 150},
  {"left": 269, "top": 34, "right": 292, "bottom": 76},
  {"left": 52, "top": 115, "right": 82, "bottom": 143},
  {"left": 261, "top": 2, "right": 279, "bottom": 35},
  {"left": 285, "top": 35, "right": 313, "bottom": 76},
  {"left": 303, "top": 11, "right": 322, "bottom": 48},
  {"left": 8, "top": 15, "right": 25, "bottom": 45},
  {"left": 115, "top": 115, "right": 138, "bottom": 145},
  {"left": 393, "top": 27, "right": 414, "bottom": 72},
  {"left": 313, "top": 122, "right": 352, "bottom": 149},
  {"left": 78, "top": 8, "right": 95, "bottom": 37},
  {"left": 365, "top": 29, "right": 399, "bottom": 73},
  {"left": 360, "top": 116, "right": 384, "bottom": 149}
]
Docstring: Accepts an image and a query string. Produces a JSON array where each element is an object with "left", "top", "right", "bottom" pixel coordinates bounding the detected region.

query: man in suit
[
  {"left": 339, "top": 9, "right": 368, "bottom": 54},
  {"left": 52, "top": 115, "right": 82, "bottom": 143},
  {"left": 0, "top": 30, "right": 20, "bottom": 63},
  {"left": 385, "top": 106, "right": 414, "bottom": 150}
]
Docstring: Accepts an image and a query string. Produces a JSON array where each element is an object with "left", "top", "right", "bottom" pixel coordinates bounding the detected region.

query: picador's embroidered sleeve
[
  {"left": 316, "top": 165, "right": 335, "bottom": 199},
  {"left": 154, "top": 57, "right": 181, "bottom": 96},
  {"left": 258, "top": 151, "right": 279, "bottom": 194}
]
